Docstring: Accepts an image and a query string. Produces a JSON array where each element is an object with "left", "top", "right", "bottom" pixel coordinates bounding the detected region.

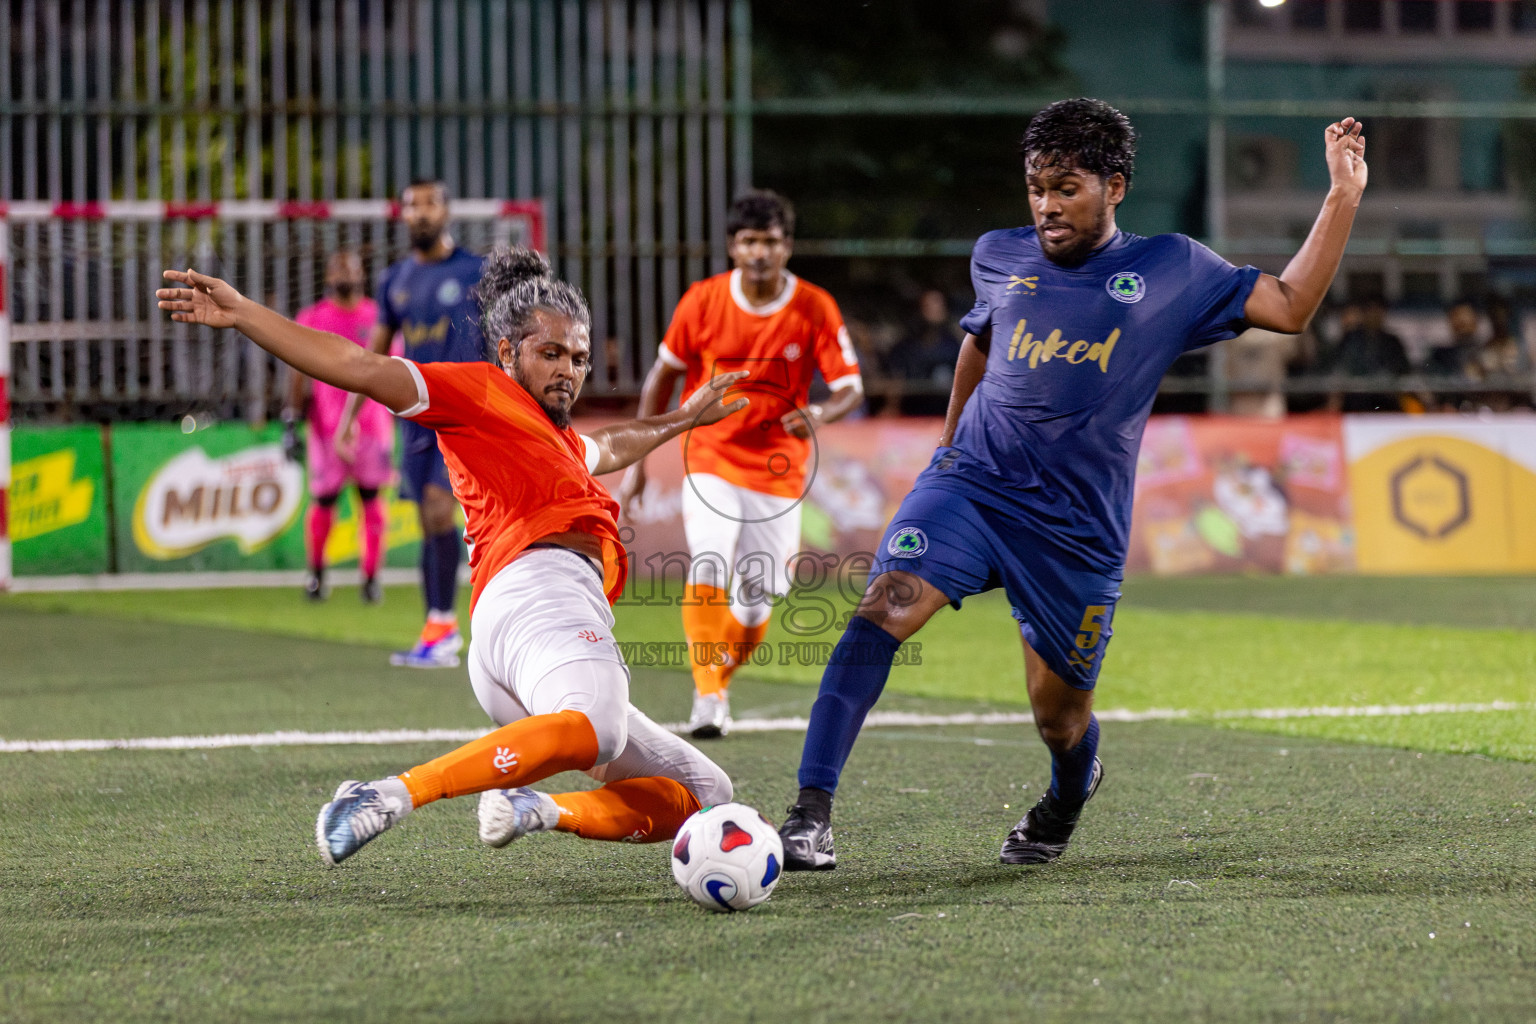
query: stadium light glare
[{"left": 1259, "top": 0, "right": 1286, "bottom": 7}]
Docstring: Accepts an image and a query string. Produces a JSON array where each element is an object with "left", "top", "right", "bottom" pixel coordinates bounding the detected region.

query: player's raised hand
[
  {"left": 618, "top": 461, "right": 648, "bottom": 518},
  {"left": 157, "top": 268, "right": 244, "bottom": 329},
  {"left": 682, "top": 370, "right": 750, "bottom": 426},
  {"left": 1324, "top": 117, "right": 1367, "bottom": 195},
  {"left": 781, "top": 405, "right": 821, "bottom": 439}
]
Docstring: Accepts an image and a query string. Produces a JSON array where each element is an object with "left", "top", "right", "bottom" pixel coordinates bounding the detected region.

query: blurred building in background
[{"left": 1, "top": 0, "right": 1533, "bottom": 424}]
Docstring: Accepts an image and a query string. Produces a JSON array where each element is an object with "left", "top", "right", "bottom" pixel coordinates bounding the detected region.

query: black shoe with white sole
[
  {"left": 999, "top": 757, "right": 1103, "bottom": 865},
  {"left": 780, "top": 803, "right": 837, "bottom": 871}
]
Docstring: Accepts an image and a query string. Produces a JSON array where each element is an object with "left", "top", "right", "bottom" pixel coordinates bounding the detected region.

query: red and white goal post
[{"left": 0, "top": 198, "right": 546, "bottom": 590}]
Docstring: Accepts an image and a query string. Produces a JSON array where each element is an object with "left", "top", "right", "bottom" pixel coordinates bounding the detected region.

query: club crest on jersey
[
  {"left": 1007, "top": 275, "right": 1038, "bottom": 292},
  {"left": 1106, "top": 271, "right": 1145, "bottom": 304},
  {"left": 783, "top": 342, "right": 802, "bottom": 361},
  {"left": 888, "top": 527, "right": 928, "bottom": 558},
  {"left": 437, "top": 278, "right": 463, "bottom": 306}
]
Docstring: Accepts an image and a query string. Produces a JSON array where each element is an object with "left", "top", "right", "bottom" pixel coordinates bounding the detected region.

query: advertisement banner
[
  {"left": 594, "top": 416, "right": 944, "bottom": 587},
  {"left": 8, "top": 425, "right": 110, "bottom": 575},
  {"left": 1126, "top": 415, "right": 1354, "bottom": 576},
  {"left": 112, "top": 423, "right": 307, "bottom": 572},
  {"left": 112, "top": 422, "right": 426, "bottom": 574},
  {"left": 1344, "top": 415, "right": 1536, "bottom": 574}
]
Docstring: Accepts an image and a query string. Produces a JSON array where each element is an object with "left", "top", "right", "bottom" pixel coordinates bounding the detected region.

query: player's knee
[
  {"left": 1033, "top": 712, "right": 1089, "bottom": 753},
  {"left": 356, "top": 486, "right": 380, "bottom": 502},
  {"left": 689, "top": 760, "right": 733, "bottom": 807},
  {"left": 583, "top": 705, "right": 629, "bottom": 765},
  {"left": 315, "top": 491, "right": 341, "bottom": 509}
]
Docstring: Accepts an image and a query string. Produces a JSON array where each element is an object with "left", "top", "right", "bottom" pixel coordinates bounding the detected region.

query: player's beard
[
  {"left": 1039, "top": 201, "right": 1111, "bottom": 268},
  {"left": 511, "top": 352, "right": 574, "bottom": 429},
  {"left": 409, "top": 225, "right": 444, "bottom": 252}
]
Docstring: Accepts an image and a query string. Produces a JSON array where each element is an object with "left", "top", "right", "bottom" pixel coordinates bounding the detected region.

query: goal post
[{"left": 0, "top": 198, "right": 545, "bottom": 590}]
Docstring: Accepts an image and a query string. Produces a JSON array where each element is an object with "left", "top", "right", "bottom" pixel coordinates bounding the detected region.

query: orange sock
[
  {"left": 421, "top": 617, "right": 458, "bottom": 644},
  {"left": 550, "top": 777, "right": 702, "bottom": 843},
  {"left": 681, "top": 584, "right": 730, "bottom": 696},
  {"left": 720, "top": 615, "right": 770, "bottom": 688},
  {"left": 399, "top": 709, "right": 599, "bottom": 807}
]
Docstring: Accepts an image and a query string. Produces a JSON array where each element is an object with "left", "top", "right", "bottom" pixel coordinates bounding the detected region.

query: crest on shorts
[
  {"left": 887, "top": 527, "right": 928, "bottom": 558},
  {"left": 437, "top": 278, "right": 464, "bottom": 306},
  {"left": 1106, "top": 271, "right": 1145, "bottom": 304}
]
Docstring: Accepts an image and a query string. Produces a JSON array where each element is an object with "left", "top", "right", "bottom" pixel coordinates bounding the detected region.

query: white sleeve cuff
[
  {"left": 393, "top": 357, "right": 431, "bottom": 418},
  {"left": 580, "top": 434, "right": 602, "bottom": 473},
  {"left": 826, "top": 373, "right": 865, "bottom": 397},
  {"left": 656, "top": 343, "right": 687, "bottom": 371}
]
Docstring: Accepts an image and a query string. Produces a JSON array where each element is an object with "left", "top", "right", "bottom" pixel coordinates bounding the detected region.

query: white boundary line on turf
[
  {"left": 3, "top": 701, "right": 1531, "bottom": 754},
  {"left": 7, "top": 568, "right": 435, "bottom": 592}
]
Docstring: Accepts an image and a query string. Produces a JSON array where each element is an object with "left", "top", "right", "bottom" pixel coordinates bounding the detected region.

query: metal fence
[{"left": 1, "top": 0, "right": 751, "bottom": 421}]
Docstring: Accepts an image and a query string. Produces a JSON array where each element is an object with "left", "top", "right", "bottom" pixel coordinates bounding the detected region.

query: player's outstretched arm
[
  {"left": 938, "top": 329, "right": 990, "bottom": 447},
  {"left": 157, "top": 269, "right": 420, "bottom": 414},
  {"left": 587, "top": 370, "right": 748, "bottom": 476},
  {"left": 617, "top": 358, "right": 686, "bottom": 515},
  {"left": 1244, "top": 118, "right": 1367, "bottom": 335}
]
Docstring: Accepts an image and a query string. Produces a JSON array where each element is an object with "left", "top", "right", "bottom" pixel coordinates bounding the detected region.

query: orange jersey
[
  {"left": 659, "top": 269, "right": 862, "bottom": 498},
  {"left": 397, "top": 359, "right": 626, "bottom": 610}
]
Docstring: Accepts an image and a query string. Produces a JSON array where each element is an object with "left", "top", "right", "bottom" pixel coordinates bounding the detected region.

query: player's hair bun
[{"left": 479, "top": 246, "right": 551, "bottom": 296}]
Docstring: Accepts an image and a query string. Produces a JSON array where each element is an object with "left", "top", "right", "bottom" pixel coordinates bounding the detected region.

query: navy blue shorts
[
  {"left": 399, "top": 420, "right": 452, "bottom": 501},
  {"left": 869, "top": 480, "right": 1121, "bottom": 690}
]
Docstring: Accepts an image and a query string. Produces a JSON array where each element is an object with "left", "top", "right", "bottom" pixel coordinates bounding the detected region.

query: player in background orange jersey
[
  {"left": 621, "top": 191, "right": 865, "bottom": 738},
  {"left": 158, "top": 248, "right": 748, "bottom": 867}
]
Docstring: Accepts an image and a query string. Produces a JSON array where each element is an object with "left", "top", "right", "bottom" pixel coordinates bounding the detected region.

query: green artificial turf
[
  {"left": 4, "top": 602, "right": 1536, "bottom": 1022},
  {"left": 9, "top": 576, "right": 1534, "bottom": 760}
]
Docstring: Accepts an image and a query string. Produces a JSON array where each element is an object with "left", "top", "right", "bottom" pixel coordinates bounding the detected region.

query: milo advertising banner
[
  {"left": 112, "top": 423, "right": 307, "bottom": 571},
  {"left": 8, "top": 426, "right": 110, "bottom": 575},
  {"left": 112, "top": 423, "right": 423, "bottom": 573}
]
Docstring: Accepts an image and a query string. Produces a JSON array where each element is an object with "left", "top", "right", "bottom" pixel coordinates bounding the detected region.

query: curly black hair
[
  {"left": 1019, "top": 98, "right": 1137, "bottom": 185},
  {"left": 475, "top": 246, "right": 591, "bottom": 364},
  {"left": 726, "top": 189, "right": 795, "bottom": 237}
]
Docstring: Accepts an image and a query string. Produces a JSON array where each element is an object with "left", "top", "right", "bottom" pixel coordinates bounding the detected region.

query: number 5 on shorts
[{"left": 1074, "top": 605, "right": 1109, "bottom": 651}]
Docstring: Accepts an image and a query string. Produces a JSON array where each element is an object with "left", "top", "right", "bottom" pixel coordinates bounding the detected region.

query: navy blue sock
[
  {"left": 418, "top": 533, "right": 438, "bottom": 614},
  {"left": 426, "top": 530, "right": 461, "bottom": 615},
  {"left": 1048, "top": 713, "right": 1100, "bottom": 807},
  {"left": 797, "top": 616, "right": 903, "bottom": 795}
]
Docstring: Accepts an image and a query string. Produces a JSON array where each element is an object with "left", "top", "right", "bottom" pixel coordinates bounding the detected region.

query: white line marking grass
[{"left": 3, "top": 702, "right": 1531, "bottom": 754}]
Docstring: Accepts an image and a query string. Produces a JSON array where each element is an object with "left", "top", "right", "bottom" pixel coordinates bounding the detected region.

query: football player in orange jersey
[
  {"left": 621, "top": 190, "right": 865, "bottom": 739},
  {"left": 158, "top": 248, "right": 749, "bottom": 867}
]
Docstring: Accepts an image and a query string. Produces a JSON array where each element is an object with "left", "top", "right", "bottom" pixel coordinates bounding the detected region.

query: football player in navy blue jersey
[
  {"left": 339, "top": 178, "right": 486, "bottom": 668},
  {"left": 779, "top": 97, "right": 1368, "bottom": 871}
]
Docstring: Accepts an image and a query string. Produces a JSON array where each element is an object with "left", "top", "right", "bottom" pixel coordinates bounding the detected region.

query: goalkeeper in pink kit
[{"left": 283, "top": 250, "right": 393, "bottom": 603}]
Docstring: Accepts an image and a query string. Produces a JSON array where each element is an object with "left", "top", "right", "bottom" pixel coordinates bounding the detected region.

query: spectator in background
[
  {"left": 1323, "top": 297, "right": 1412, "bottom": 412},
  {"left": 1325, "top": 298, "right": 1411, "bottom": 377},
  {"left": 1470, "top": 299, "right": 1532, "bottom": 412},
  {"left": 1423, "top": 299, "right": 1482, "bottom": 379},
  {"left": 886, "top": 289, "right": 963, "bottom": 415},
  {"left": 1476, "top": 298, "right": 1531, "bottom": 379}
]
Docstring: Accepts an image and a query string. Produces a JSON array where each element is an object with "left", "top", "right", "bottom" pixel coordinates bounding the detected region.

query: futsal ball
[{"left": 670, "top": 802, "right": 784, "bottom": 912}]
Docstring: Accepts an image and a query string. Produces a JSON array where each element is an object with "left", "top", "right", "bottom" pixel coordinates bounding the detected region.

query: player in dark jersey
[
  {"left": 778, "top": 98, "right": 1368, "bottom": 871},
  {"left": 339, "top": 178, "right": 486, "bottom": 668}
]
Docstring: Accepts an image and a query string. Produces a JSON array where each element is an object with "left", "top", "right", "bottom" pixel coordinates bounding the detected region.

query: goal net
[{"left": 1, "top": 199, "right": 545, "bottom": 425}]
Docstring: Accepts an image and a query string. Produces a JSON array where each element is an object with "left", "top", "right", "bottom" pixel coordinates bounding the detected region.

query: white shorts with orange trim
[
  {"left": 467, "top": 547, "right": 731, "bottom": 803},
  {"left": 681, "top": 473, "right": 802, "bottom": 603}
]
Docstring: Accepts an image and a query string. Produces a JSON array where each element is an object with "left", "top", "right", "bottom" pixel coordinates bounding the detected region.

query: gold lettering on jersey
[
  {"left": 1005, "top": 319, "right": 1120, "bottom": 373},
  {"left": 402, "top": 316, "right": 450, "bottom": 348},
  {"left": 1006, "top": 275, "right": 1039, "bottom": 292}
]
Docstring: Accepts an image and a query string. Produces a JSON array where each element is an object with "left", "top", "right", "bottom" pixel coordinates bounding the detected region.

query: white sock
[{"left": 374, "top": 776, "right": 415, "bottom": 817}]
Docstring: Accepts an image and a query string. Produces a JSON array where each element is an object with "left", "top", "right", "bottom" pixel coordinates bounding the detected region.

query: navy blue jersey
[
  {"left": 941, "top": 227, "right": 1260, "bottom": 571},
  {"left": 376, "top": 247, "right": 486, "bottom": 365}
]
